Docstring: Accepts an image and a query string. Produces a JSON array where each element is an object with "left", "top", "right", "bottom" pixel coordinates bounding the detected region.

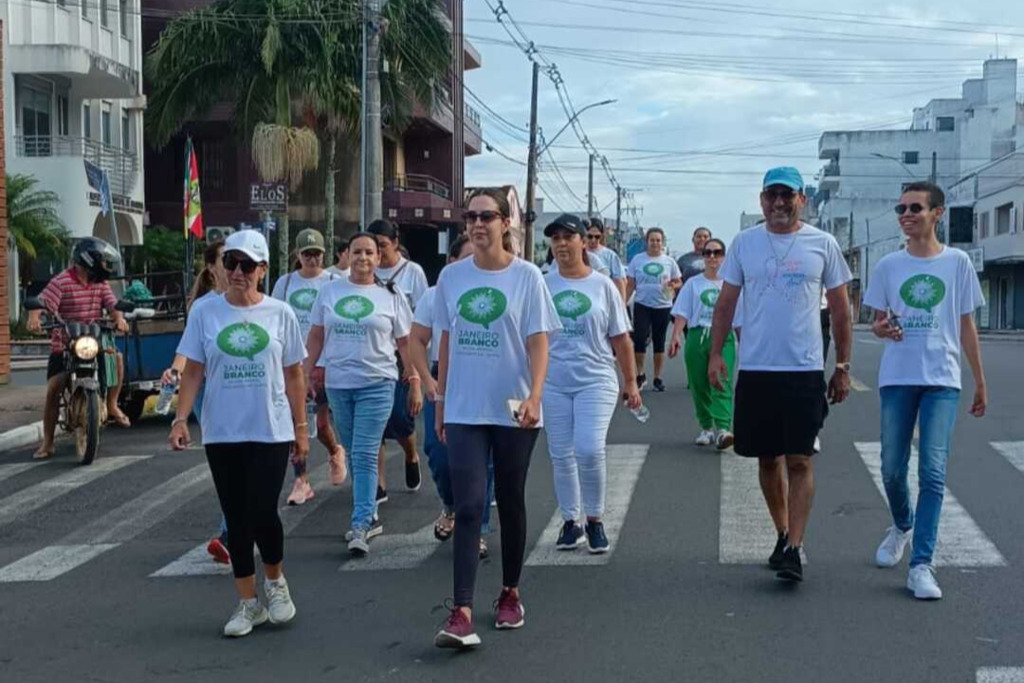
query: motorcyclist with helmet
[{"left": 26, "top": 237, "right": 131, "bottom": 459}]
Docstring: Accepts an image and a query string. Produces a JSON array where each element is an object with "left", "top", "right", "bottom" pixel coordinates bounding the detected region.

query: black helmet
[{"left": 73, "top": 237, "right": 121, "bottom": 282}]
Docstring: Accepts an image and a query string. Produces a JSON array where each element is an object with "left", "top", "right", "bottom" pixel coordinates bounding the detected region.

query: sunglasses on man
[
  {"left": 463, "top": 210, "right": 502, "bottom": 224},
  {"left": 894, "top": 203, "right": 928, "bottom": 216},
  {"left": 223, "top": 254, "right": 260, "bottom": 274},
  {"left": 762, "top": 189, "right": 797, "bottom": 203}
]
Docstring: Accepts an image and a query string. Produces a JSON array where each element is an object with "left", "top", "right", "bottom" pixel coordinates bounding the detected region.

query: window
[
  {"left": 121, "top": 110, "right": 131, "bottom": 150},
  {"left": 937, "top": 116, "right": 955, "bottom": 132},
  {"left": 902, "top": 151, "right": 920, "bottom": 165},
  {"left": 57, "top": 95, "right": 69, "bottom": 136},
  {"left": 82, "top": 0, "right": 89, "bottom": 19},
  {"left": 18, "top": 83, "right": 52, "bottom": 156},
  {"left": 100, "top": 0, "right": 109, "bottom": 28},
  {"left": 119, "top": 0, "right": 129, "bottom": 37},
  {"left": 83, "top": 102, "right": 92, "bottom": 139},
  {"left": 57, "top": 0, "right": 67, "bottom": 8},
  {"left": 996, "top": 203, "right": 1014, "bottom": 235},
  {"left": 101, "top": 102, "right": 112, "bottom": 145},
  {"left": 979, "top": 211, "right": 990, "bottom": 239}
]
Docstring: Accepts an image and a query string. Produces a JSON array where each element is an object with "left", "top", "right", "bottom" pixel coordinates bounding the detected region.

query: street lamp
[{"left": 538, "top": 99, "right": 617, "bottom": 156}]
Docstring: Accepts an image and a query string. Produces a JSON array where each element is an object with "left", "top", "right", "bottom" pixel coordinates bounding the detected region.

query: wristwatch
[{"left": 835, "top": 362, "right": 851, "bottom": 373}]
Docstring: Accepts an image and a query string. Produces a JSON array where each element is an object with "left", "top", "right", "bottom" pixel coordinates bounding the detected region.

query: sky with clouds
[{"left": 463, "top": 0, "right": 1024, "bottom": 253}]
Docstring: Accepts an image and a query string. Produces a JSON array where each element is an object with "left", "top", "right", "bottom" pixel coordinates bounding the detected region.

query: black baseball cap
[{"left": 544, "top": 213, "right": 586, "bottom": 237}]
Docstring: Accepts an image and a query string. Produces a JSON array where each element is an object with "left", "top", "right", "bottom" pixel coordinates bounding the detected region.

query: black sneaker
[
  {"left": 775, "top": 546, "right": 803, "bottom": 582},
  {"left": 652, "top": 377, "right": 666, "bottom": 392},
  {"left": 406, "top": 460, "right": 421, "bottom": 491},
  {"left": 768, "top": 532, "right": 788, "bottom": 569},
  {"left": 585, "top": 521, "right": 609, "bottom": 554},
  {"left": 555, "top": 520, "right": 585, "bottom": 550},
  {"left": 376, "top": 486, "right": 389, "bottom": 504},
  {"left": 637, "top": 374, "right": 647, "bottom": 392}
]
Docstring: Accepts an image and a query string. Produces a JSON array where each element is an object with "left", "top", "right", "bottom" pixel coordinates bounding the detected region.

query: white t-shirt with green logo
[
  {"left": 177, "top": 295, "right": 306, "bottom": 445},
  {"left": 626, "top": 252, "right": 682, "bottom": 308},
  {"left": 671, "top": 274, "right": 743, "bottom": 329},
  {"left": 376, "top": 258, "right": 428, "bottom": 312},
  {"left": 588, "top": 246, "right": 625, "bottom": 280},
  {"left": 544, "top": 270, "right": 630, "bottom": 393},
  {"left": 309, "top": 280, "right": 413, "bottom": 390},
  {"left": 863, "top": 247, "right": 983, "bottom": 389},
  {"left": 271, "top": 270, "right": 337, "bottom": 342},
  {"left": 434, "top": 257, "right": 561, "bottom": 427},
  {"left": 413, "top": 286, "right": 443, "bottom": 364}
]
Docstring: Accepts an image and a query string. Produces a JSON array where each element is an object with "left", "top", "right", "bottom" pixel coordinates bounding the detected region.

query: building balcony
[
  {"left": 819, "top": 160, "right": 841, "bottom": 191},
  {"left": 819, "top": 133, "right": 840, "bottom": 160},
  {"left": 14, "top": 135, "right": 140, "bottom": 196},
  {"left": 465, "top": 102, "right": 482, "bottom": 156},
  {"left": 384, "top": 174, "right": 458, "bottom": 224},
  {"left": 8, "top": 44, "right": 140, "bottom": 100},
  {"left": 465, "top": 38, "right": 482, "bottom": 70}
]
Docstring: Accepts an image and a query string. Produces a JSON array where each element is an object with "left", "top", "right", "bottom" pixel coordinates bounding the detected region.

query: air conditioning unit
[{"left": 206, "top": 226, "right": 235, "bottom": 244}]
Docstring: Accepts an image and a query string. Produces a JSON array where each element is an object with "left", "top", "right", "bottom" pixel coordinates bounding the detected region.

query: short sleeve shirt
[
  {"left": 626, "top": 253, "right": 682, "bottom": 309},
  {"left": 39, "top": 268, "right": 118, "bottom": 353},
  {"left": 671, "top": 274, "right": 742, "bottom": 329},
  {"left": 270, "top": 270, "right": 337, "bottom": 342},
  {"left": 413, "top": 287, "right": 442, "bottom": 365},
  {"left": 376, "top": 258, "right": 428, "bottom": 312},
  {"left": 588, "top": 246, "right": 625, "bottom": 280}
]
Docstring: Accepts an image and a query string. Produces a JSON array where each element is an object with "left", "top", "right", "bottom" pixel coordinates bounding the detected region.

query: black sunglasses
[
  {"left": 702, "top": 249, "right": 725, "bottom": 257},
  {"left": 300, "top": 250, "right": 323, "bottom": 258},
  {"left": 895, "top": 203, "right": 928, "bottom": 215},
  {"left": 223, "top": 254, "right": 260, "bottom": 274},
  {"left": 586, "top": 234, "right": 602, "bottom": 240},
  {"left": 763, "top": 189, "right": 797, "bottom": 202},
  {"left": 463, "top": 210, "right": 502, "bottom": 224}
]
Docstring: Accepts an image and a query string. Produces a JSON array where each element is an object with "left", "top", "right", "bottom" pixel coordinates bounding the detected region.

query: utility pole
[
  {"left": 929, "top": 151, "right": 937, "bottom": 184},
  {"left": 587, "top": 154, "right": 595, "bottom": 217},
  {"left": 361, "top": 0, "right": 383, "bottom": 228},
  {"left": 615, "top": 185, "right": 622, "bottom": 253},
  {"left": 523, "top": 61, "right": 540, "bottom": 262}
]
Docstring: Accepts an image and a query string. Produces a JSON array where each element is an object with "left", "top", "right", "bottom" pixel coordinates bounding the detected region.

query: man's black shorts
[
  {"left": 734, "top": 370, "right": 828, "bottom": 458},
  {"left": 46, "top": 352, "right": 66, "bottom": 380}
]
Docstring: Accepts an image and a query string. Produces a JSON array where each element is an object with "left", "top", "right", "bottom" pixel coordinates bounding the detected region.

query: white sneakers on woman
[
  {"left": 695, "top": 430, "right": 715, "bottom": 446},
  {"left": 223, "top": 577, "right": 297, "bottom": 638}
]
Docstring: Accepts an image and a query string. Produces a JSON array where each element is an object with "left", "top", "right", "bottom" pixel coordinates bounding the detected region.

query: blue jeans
[
  {"left": 423, "top": 399, "right": 494, "bottom": 533},
  {"left": 328, "top": 381, "right": 396, "bottom": 531},
  {"left": 879, "top": 385, "right": 960, "bottom": 567}
]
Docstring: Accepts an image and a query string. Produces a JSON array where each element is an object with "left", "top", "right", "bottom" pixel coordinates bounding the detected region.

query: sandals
[
  {"left": 106, "top": 411, "right": 131, "bottom": 428},
  {"left": 33, "top": 446, "right": 55, "bottom": 460},
  {"left": 434, "top": 512, "right": 455, "bottom": 541}
]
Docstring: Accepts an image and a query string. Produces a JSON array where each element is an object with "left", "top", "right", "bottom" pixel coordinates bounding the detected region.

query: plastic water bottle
[
  {"left": 305, "top": 399, "right": 318, "bottom": 439},
  {"left": 628, "top": 402, "right": 651, "bottom": 424},
  {"left": 156, "top": 370, "right": 179, "bottom": 416}
]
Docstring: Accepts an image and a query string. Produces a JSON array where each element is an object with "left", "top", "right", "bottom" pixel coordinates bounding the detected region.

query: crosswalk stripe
[
  {"left": 0, "top": 456, "right": 147, "bottom": 528},
  {"left": 991, "top": 442, "right": 1024, "bottom": 478},
  {"left": 340, "top": 523, "right": 438, "bottom": 572},
  {"left": 719, "top": 453, "right": 777, "bottom": 564},
  {"left": 0, "top": 464, "right": 211, "bottom": 582},
  {"left": 854, "top": 442, "right": 1006, "bottom": 567},
  {"left": 978, "top": 668, "right": 1024, "bottom": 683},
  {"left": 151, "top": 462, "right": 343, "bottom": 578},
  {"left": 525, "top": 444, "right": 648, "bottom": 567},
  {"left": 0, "top": 461, "right": 48, "bottom": 484}
]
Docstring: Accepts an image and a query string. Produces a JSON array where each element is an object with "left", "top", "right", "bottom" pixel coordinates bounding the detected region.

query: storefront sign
[{"left": 249, "top": 183, "right": 288, "bottom": 212}]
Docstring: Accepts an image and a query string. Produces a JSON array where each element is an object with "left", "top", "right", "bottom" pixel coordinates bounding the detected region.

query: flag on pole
[
  {"left": 183, "top": 138, "right": 204, "bottom": 239},
  {"left": 83, "top": 159, "right": 112, "bottom": 217}
]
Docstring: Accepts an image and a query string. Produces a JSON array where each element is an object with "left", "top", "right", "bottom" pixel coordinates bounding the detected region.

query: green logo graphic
[
  {"left": 642, "top": 262, "right": 665, "bottom": 277},
  {"left": 899, "top": 274, "right": 946, "bottom": 312},
  {"left": 700, "top": 288, "right": 720, "bottom": 308},
  {"left": 334, "top": 295, "right": 375, "bottom": 322},
  {"left": 457, "top": 287, "right": 508, "bottom": 329},
  {"left": 216, "top": 323, "right": 271, "bottom": 361},
  {"left": 554, "top": 290, "right": 592, "bottom": 321},
  {"left": 289, "top": 288, "right": 318, "bottom": 312}
]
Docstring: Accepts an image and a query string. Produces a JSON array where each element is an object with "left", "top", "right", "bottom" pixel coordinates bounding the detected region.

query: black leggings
[
  {"left": 632, "top": 303, "right": 671, "bottom": 354},
  {"left": 206, "top": 442, "right": 291, "bottom": 579},
  {"left": 446, "top": 424, "right": 540, "bottom": 607}
]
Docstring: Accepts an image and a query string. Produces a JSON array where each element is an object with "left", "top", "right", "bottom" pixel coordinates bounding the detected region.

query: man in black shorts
[{"left": 709, "top": 167, "right": 852, "bottom": 583}]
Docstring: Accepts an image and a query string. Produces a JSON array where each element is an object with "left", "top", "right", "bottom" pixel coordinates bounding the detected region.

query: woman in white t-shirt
[
  {"left": 304, "top": 233, "right": 421, "bottom": 557},
  {"left": 169, "top": 230, "right": 308, "bottom": 638},
  {"left": 626, "top": 227, "right": 682, "bottom": 392},
  {"left": 669, "top": 238, "right": 742, "bottom": 450},
  {"left": 430, "top": 188, "right": 560, "bottom": 650},
  {"left": 271, "top": 228, "right": 347, "bottom": 507},
  {"left": 542, "top": 213, "right": 642, "bottom": 554}
]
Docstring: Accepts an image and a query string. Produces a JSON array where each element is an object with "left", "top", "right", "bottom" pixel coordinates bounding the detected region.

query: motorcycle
[{"left": 25, "top": 297, "right": 135, "bottom": 465}]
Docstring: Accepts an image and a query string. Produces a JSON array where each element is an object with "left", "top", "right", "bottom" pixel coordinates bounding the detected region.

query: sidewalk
[{"left": 0, "top": 383, "right": 47, "bottom": 453}]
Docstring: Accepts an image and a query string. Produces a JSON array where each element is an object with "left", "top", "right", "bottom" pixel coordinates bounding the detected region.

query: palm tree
[{"left": 6, "top": 173, "right": 71, "bottom": 284}]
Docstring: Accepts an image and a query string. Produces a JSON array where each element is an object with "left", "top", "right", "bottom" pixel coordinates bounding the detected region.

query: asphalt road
[{"left": 0, "top": 331, "right": 1022, "bottom": 683}]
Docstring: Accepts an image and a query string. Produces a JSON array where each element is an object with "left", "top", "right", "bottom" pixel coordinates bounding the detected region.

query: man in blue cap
[{"left": 707, "top": 167, "right": 853, "bottom": 583}]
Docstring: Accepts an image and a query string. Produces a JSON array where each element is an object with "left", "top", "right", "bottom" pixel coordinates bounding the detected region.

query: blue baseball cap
[{"left": 763, "top": 167, "right": 805, "bottom": 192}]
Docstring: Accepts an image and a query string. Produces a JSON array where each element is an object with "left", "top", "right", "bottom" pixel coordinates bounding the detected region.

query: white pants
[{"left": 542, "top": 385, "right": 618, "bottom": 521}]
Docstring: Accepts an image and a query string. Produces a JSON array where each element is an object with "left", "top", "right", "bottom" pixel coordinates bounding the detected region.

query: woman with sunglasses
[
  {"left": 626, "top": 227, "right": 682, "bottom": 392},
  {"left": 669, "top": 238, "right": 742, "bottom": 450},
  {"left": 304, "top": 233, "right": 421, "bottom": 556},
  {"left": 169, "top": 230, "right": 308, "bottom": 638},
  {"left": 426, "top": 188, "right": 560, "bottom": 649},
  {"left": 542, "top": 214, "right": 641, "bottom": 553},
  {"left": 271, "top": 228, "right": 347, "bottom": 506}
]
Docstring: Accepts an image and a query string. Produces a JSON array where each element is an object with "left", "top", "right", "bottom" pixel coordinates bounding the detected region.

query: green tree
[{"left": 6, "top": 173, "right": 72, "bottom": 284}]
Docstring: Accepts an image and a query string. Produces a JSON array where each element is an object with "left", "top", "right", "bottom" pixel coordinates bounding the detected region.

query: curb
[{"left": 0, "top": 421, "right": 45, "bottom": 454}]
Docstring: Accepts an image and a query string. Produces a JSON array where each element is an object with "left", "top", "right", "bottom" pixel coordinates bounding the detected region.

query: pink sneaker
[
  {"left": 434, "top": 607, "right": 480, "bottom": 649},
  {"left": 328, "top": 447, "right": 348, "bottom": 486},
  {"left": 494, "top": 589, "right": 525, "bottom": 630},
  {"left": 286, "top": 478, "right": 314, "bottom": 506}
]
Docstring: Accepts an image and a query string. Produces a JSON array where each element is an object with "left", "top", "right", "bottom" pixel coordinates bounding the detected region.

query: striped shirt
[{"left": 39, "top": 268, "right": 118, "bottom": 353}]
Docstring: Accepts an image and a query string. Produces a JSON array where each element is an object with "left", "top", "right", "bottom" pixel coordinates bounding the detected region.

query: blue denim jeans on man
[
  {"left": 424, "top": 398, "right": 494, "bottom": 533},
  {"left": 879, "top": 385, "right": 960, "bottom": 567},
  {"left": 328, "top": 381, "right": 396, "bottom": 531}
]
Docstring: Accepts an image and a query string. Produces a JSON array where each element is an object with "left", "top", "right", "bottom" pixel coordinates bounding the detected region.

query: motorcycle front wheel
[{"left": 75, "top": 391, "right": 101, "bottom": 465}]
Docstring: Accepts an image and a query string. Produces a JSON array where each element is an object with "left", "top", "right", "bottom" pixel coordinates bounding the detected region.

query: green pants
[{"left": 684, "top": 327, "right": 736, "bottom": 430}]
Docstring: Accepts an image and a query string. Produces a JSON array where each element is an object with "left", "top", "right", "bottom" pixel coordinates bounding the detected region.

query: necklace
[{"left": 765, "top": 226, "right": 799, "bottom": 267}]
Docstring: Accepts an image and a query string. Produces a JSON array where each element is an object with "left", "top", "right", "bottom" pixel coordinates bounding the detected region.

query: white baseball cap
[{"left": 224, "top": 229, "right": 269, "bottom": 263}]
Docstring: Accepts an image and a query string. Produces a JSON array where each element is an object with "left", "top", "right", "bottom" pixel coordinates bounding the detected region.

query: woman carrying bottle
[
  {"left": 668, "top": 238, "right": 742, "bottom": 450},
  {"left": 626, "top": 227, "right": 682, "bottom": 392},
  {"left": 304, "top": 233, "right": 421, "bottom": 556},
  {"left": 169, "top": 230, "right": 307, "bottom": 638},
  {"left": 541, "top": 213, "right": 642, "bottom": 553}
]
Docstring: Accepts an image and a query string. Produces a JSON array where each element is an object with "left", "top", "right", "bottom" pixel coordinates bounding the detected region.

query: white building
[
  {"left": 816, "top": 59, "right": 1024, "bottom": 321},
  {"left": 2, "top": 0, "right": 145, "bottom": 254}
]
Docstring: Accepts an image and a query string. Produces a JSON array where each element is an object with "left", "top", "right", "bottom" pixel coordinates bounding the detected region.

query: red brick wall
[{"left": 0, "top": 21, "right": 9, "bottom": 385}]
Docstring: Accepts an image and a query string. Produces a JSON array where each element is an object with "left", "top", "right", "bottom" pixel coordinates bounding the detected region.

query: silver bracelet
[{"left": 171, "top": 417, "right": 189, "bottom": 428}]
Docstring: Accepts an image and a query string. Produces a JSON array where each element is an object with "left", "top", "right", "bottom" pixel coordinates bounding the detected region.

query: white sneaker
[
  {"left": 875, "top": 526, "right": 912, "bottom": 568},
  {"left": 264, "top": 577, "right": 296, "bottom": 624},
  {"left": 344, "top": 518, "right": 383, "bottom": 542},
  {"left": 348, "top": 528, "right": 370, "bottom": 556},
  {"left": 695, "top": 430, "right": 715, "bottom": 446},
  {"left": 907, "top": 564, "right": 942, "bottom": 600},
  {"left": 715, "top": 430, "right": 735, "bottom": 451},
  {"left": 223, "top": 599, "right": 268, "bottom": 637}
]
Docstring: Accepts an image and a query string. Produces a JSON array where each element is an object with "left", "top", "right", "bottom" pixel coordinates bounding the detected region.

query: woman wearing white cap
[
  {"left": 169, "top": 230, "right": 309, "bottom": 638},
  {"left": 271, "top": 228, "right": 347, "bottom": 506}
]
